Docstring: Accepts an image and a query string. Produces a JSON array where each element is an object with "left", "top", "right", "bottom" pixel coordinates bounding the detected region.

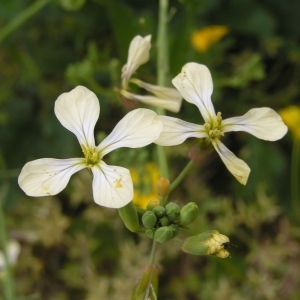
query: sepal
[{"left": 118, "top": 201, "right": 139, "bottom": 232}]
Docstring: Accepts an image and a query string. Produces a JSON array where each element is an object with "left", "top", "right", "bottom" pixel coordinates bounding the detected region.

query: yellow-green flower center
[
  {"left": 204, "top": 112, "right": 224, "bottom": 140},
  {"left": 82, "top": 145, "right": 100, "bottom": 168}
]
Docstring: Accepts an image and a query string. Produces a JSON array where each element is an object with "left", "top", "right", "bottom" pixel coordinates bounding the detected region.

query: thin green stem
[
  {"left": 149, "top": 240, "right": 157, "bottom": 264},
  {"left": 155, "top": 0, "right": 169, "bottom": 179},
  {"left": 169, "top": 160, "right": 195, "bottom": 194},
  {"left": 0, "top": 201, "right": 14, "bottom": 300},
  {"left": 291, "top": 138, "right": 300, "bottom": 221},
  {"left": 0, "top": 0, "right": 52, "bottom": 44}
]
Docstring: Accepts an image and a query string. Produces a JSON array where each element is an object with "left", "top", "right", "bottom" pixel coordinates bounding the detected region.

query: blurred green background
[{"left": 0, "top": 0, "right": 300, "bottom": 299}]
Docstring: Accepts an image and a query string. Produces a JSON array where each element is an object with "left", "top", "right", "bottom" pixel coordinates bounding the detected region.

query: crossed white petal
[
  {"left": 156, "top": 62, "right": 288, "bottom": 185},
  {"left": 18, "top": 86, "right": 163, "bottom": 208}
]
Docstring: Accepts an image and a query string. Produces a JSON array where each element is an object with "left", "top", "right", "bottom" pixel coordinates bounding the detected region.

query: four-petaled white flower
[
  {"left": 155, "top": 62, "right": 288, "bottom": 185},
  {"left": 119, "top": 35, "right": 182, "bottom": 113},
  {"left": 18, "top": 86, "right": 163, "bottom": 208}
]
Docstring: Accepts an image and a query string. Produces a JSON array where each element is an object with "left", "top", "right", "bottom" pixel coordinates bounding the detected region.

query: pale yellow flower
[
  {"left": 279, "top": 105, "right": 300, "bottom": 140},
  {"left": 131, "top": 163, "right": 160, "bottom": 209},
  {"left": 191, "top": 25, "right": 229, "bottom": 53}
]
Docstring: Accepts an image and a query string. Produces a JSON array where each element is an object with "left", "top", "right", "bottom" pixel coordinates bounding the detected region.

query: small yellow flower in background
[
  {"left": 191, "top": 25, "right": 229, "bottom": 53},
  {"left": 131, "top": 163, "right": 160, "bottom": 209},
  {"left": 279, "top": 105, "right": 300, "bottom": 140}
]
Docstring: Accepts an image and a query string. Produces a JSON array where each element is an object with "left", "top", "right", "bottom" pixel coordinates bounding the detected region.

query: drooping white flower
[
  {"left": 121, "top": 35, "right": 152, "bottom": 90},
  {"left": 155, "top": 62, "right": 288, "bottom": 185},
  {"left": 18, "top": 86, "right": 163, "bottom": 208},
  {"left": 119, "top": 35, "right": 182, "bottom": 113}
]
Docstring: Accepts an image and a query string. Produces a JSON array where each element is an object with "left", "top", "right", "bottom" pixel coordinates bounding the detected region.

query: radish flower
[
  {"left": 119, "top": 35, "right": 182, "bottom": 113},
  {"left": 156, "top": 63, "right": 288, "bottom": 185},
  {"left": 18, "top": 86, "right": 163, "bottom": 208}
]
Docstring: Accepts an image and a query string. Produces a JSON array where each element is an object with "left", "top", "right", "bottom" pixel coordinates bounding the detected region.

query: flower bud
[
  {"left": 179, "top": 202, "right": 199, "bottom": 226},
  {"left": 142, "top": 211, "right": 157, "bottom": 229},
  {"left": 156, "top": 177, "right": 170, "bottom": 197},
  {"left": 131, "top": 264, "right": 158, "bottom": 300},
  {"left": 118, "top": 201, "right": 139, "bottom": 232},
  {"left": 181, "top": 230, "right": 230, "bottom": 258},
  {"left": 152, "top": 206, "right": 166, "bottom": 218},
  {"left": 146, "top": 199, "right": 160, "bottom": 211},
  {"left": 154, "top": 226, "right": 173, "bottom": 243},
  {"left": 165, "top": 202, "right": 180, "bottom": 220},
  {"left": 160, "top": 216, "right": 170, "bottom": 226}
]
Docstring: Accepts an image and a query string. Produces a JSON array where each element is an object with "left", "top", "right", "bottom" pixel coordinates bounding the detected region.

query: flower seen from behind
[
  {"left": 155, "top": 63, "right": 288, "bottom": 185},
  {"left": 18, "top": 86, "right": 163, "bottom": 208},
  {"left": 118, "top": 35, "right": 182, "bottom": 113}
]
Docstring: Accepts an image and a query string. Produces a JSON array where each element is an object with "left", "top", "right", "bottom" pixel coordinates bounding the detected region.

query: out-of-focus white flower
[
  {"left": 18, "top": 86, "right": 163, "bottom": 208},
  {"left": 119, "top": 35, "right": 182, "bottom": 113},
  {"left": 0, "top": 240, "right": 21, "bottom": 271},
  {"left": 156, "top": 63, "right": 288, "bottom": 185}
]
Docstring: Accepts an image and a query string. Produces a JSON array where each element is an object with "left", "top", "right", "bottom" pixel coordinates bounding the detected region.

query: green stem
[
  {"left": 0, "top": 202, "right": 14, "bottom": 300},
  {"left": 149, "top": 240, "right": 157, "bottom": 264},
  {"left": 169, "top": 160, "right": 195, "bottom": 194},
  {"left": 0, "top": 0, "right": 52, "bottom": 44},
  {"left": 155, "top": 0, "right": 169, "bottom": 179},
  {"left": 291, "top": 138, "right": 300, "bottom": 221}
]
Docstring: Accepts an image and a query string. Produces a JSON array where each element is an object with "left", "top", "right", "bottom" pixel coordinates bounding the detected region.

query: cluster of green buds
[{"left": 142, "top": 201, "right": 199, "bottom": 243}]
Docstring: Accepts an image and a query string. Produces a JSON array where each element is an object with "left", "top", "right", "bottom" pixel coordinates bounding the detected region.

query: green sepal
[
  {"left": 152, "top": 206, "right": 166, "bottom": 218},
  {"left": 142, "top": 211, "right": 157, "bottom": 229},
  {"left": 154, "top": 226, "right": 173, "bottom": 243},
  {"left": 165, "top": 202, "right": 180, "bottom": 220},
  {"left": 118, "top": 201, "right": 139, "bottom": 232},
  {"left": 131, "top": 264, "right": 159, "bottom": 300},
  {"left": 179, "top": 202, "right": 199, "bottom": 226},
  {"left": 160, "top": 216, "right": 170, "bottom": 226},
  {"left": 181, "top": 230, "right": 220, "bottom": 255}
]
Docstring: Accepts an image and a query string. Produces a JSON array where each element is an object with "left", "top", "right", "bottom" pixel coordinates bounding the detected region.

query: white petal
[
  {"left": 212, "top": 140, "right": 250, "bottom": 185},
  {"left": 98, "top": 108, "right": 162, "bottom": 156},
  {"left": 172, "top": 62, "right": 216, "bottom": 122},
  {"left": 120, "top": 90, "right": 181, "bottom": 113},
  {"left": 92, "top": 162, "right": 133, "bottom": 208},
  {"left": 222, "top": 107, "right": 288, "bottom": 141},
  {"left": 54, "top": 86, "right": 99, "bottom": 147},
  {"left": 121, "top": 35, "right": 151, "bottom": 88},
  {"left": 155, "top": 116, "right": 206, "bottom": 146},
  {"left": 128, "top": 78, "right": 182, "bottom": 112},
  {"left": 18, "top": 158, "right": 86, "bottom": 197}
]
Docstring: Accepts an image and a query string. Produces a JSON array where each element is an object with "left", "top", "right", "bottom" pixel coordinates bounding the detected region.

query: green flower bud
[
  {"left": 131, "top": 264, "right": 158, "bottom": 300},
  {"left": 146, "top": 199, "right": 160, "bottom": 211},
  {"left": 169, "top": 224, "right": 179, "bottom": 238},
  {"left": 160, "top": 216, "right": 170, "bottom": 226},
  {"left": 152, "top": 206, "right": 166, "bottom": 218},
  {"left": 181, "top": 230, "right": 230, "bottom": 258},
  {"left": 165, "top": 202, "right": 180, "bottom": 220},
  {"left": 118, "top": 201, "right": 139, "bottom": 232},
  {"left": 179, "top": 202, "right": 199, "bottom": 226},
  {"left": 145, "top": 229, "right": 155, "bottom": 239},
  {"left": 154, "top": 226, "right": 173, "bottom": 243},
  {"left": 156, "top": 177, "right": 170, "bottom": 197},
  {"left": 142, "top": 211, "right": 157, "bottom": 229}
]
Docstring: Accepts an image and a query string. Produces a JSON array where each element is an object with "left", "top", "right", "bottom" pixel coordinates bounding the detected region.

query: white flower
[
  {"left": 18, "top": 86, "right": 163, "bottom": 208},
  {"left": 119, "top": 35, "right": 182, "bottom": 113},
  {"left": 155, "top": 63, "right": 288, "bottom": 185}
]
